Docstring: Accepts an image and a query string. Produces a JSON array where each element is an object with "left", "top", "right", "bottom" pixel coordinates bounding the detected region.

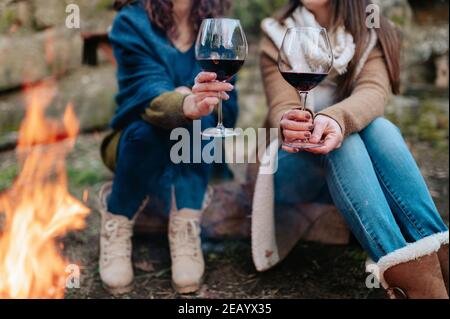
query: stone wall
[
  {"left": 375, "top": 0, "right": 449, "bottom": 88},
  {"left": 0, "top": 0, "right": 448, "bottom": 149},
  {"left": 0, "top": 0, "right": 117, "bottom": 147}
]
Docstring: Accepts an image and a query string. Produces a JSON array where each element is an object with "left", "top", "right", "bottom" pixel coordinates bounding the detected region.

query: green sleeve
[{"left": 141, "top": 92, "right": 191, "bottom": 129}]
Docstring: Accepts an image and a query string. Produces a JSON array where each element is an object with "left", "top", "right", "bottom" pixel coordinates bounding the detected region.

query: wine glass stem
[
  {"left": 217, "top": 92, "right": 225, "bottom": 132},
  {"left": 299, "top": 91, "right": 308, "bottom": 111},
  {"left": 299, "top": 91, "right": 310, "bottom": 143}
]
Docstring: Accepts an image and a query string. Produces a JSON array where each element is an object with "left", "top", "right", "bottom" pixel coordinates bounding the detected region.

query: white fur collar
[{"left": 261, "top": 6, "right": 376, "bottom": 77}]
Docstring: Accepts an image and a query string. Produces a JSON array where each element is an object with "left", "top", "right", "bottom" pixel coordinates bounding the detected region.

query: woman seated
[
  {"left": 99, "top": 0, "right": 236, "bottom": 294},
  {"left": 253, "top": 0, "right": 449, "bottom": 299}
]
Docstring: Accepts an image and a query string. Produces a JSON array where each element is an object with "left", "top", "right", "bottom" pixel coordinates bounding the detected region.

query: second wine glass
[
  {"left": 196, "top": 18, "right": 248, "bottom": 138},
  {"left": 278, "top": 27, "right": 334, "bottom": 149}
]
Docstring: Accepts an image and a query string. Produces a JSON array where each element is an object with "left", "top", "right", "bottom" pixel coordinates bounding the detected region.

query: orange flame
[
  {"left": 0, "top": 80, "right": 90, "bottom": 298},
  {"left": 82, "top": 190, "right": 89, "bottom": 203}
]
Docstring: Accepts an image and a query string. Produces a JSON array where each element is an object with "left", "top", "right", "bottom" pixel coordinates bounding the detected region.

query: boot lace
[
  {"left": 170, "top": 218, "right": 201, "bottom": 259},
  {"left": 102, "top": 218, "right": 133, "bottom": 262}
]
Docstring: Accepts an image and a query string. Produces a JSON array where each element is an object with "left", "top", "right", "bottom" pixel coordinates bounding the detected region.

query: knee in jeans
[
  {"left": 123, "top": 120, "right": 167, "bottom": 150},
  {"left": 365, "top": 118, "right": 400, "bottom": 137},
  {"left": 361, "top": 118, "right": 406, "bottom": 151},
  {"left": 332, "top": 133, "right": 363, "bottom": 154},
  {"left": 325, "top": 133, "right": 367, "bottom": 169}
]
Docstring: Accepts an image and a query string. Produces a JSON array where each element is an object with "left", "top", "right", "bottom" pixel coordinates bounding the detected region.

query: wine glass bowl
[
  {"left": 196, "top": 18, "right": 248, "bottom": 138},
  {"left": 278, "top": 27, "right": 334, "bottom": 149}
]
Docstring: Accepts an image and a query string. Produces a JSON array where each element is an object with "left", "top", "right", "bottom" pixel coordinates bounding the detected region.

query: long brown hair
[
  {"left": 114, "top": 0, "right": 231, "bottom": 37},
  {"left": 276, "top": 0, "right": 401, "bottom": 100}
]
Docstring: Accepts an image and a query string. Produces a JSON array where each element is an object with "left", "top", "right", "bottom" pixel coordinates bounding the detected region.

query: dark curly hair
[{"left": 114, "top": 0, "right": 232, "bottom": 37}]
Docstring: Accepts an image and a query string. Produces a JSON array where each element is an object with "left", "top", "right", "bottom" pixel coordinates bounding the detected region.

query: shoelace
[
  {"left": 170, "top": 218, "right": 201, "bottom": 259},
  {"left": 103, "top": 219, "right": 133, "bottom": 260}
]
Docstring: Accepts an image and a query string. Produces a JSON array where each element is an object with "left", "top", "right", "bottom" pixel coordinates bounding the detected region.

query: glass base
[
  {"left": 201, "top": 127, "right": 240, "bottom": 138},
  {"left": 283, "top": 141, "right": 322, "bottom": 150}
]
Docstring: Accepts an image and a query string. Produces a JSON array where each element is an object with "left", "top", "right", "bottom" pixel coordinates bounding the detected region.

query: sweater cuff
[{"left": 141, "top": 92, "right": 191, "bottom": 129}]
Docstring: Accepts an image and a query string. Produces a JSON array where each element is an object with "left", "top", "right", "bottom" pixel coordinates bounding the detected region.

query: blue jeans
[
  {"left": 107, "top": 115, "right": 219, "bottom": 219},
  {"left": 275, "top": 118, "right": 448, "bottom": 262}
]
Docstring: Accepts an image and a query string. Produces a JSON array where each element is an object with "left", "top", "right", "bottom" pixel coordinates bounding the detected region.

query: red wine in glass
[
  {"left": 280, "top": 72, "right": 328, "bottom": 92},
  {"left": 197, "top": 59, "right": 245, "bottom": 82},
  {"left": 195, "top": 18, "right": 248, "bottom": 138},
  {"left": 278, "top": 27, "right": 334, "bottom": 150}
]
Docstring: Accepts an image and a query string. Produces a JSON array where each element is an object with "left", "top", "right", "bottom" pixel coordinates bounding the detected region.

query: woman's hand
[
  {"left": 280, "top": 109, "right": 314, "bottom": 153},
  {"left": 306, "top": 115, "right": 344, "bottom": 155},
  {"left": 175, "top": 86, "right": 192, "bottom": 95},
  {"left": 183, "top": 72, "right": 234, "bottom": 120}
]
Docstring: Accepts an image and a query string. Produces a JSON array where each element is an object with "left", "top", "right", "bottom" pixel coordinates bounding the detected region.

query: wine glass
[
  {"left": 196, "top": 18, "right": 248, "bottom": 138},
  {"left": 278, "top": 27, "right": 334, "bottom": 149}
]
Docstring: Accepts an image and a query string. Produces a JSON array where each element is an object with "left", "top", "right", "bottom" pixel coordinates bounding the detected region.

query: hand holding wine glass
[
  {"left": 195, "top": 18, "right": 248, "bottom": 138},
  {"left": 306, "top": 114, "right": 343, "bottom": 155},
  {"left": 278, "top": 27, "right": 334, "bottom": 150},
  {"left": 183, "top": 72, "right": 234, "bottom": 120},
  {"left": 280, "top": 109, "right": 314, "bottom": 153}
]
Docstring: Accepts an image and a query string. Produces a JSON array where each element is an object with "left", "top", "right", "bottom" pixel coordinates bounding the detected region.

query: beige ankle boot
[
  {"left": 99, "top": 209, "right": 134, "bottom": 294},
  {"left": 168, "top": 209, "right": 204, "bottom": 294},
  {"left": 98, "top": 183, "right": 147, "bottom": 294}
]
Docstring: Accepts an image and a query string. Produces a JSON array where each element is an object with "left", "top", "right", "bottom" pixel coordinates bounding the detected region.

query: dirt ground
[
  {"left": 2, "top": 131, "right": 447, "bottom": 299},
  {"left": 64, "top": 227, "right": 382, "bottom": 299},
  {"left": 57, "top": 136, "right": 381, "bottom": 300}
]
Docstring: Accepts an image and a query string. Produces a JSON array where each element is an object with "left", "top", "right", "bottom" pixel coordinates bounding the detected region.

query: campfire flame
[{"left": 0, "top": 79, "right": 90, "bottom": 298}]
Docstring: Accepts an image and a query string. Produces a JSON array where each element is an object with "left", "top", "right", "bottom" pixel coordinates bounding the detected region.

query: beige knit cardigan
[{"left": 251, "top": 28, "right": 393, "bottom": 272}]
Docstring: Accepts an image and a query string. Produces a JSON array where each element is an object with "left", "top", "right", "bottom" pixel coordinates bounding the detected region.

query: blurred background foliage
[{"left": 232, "top": 0, "right": 287, "bottom": 37}]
